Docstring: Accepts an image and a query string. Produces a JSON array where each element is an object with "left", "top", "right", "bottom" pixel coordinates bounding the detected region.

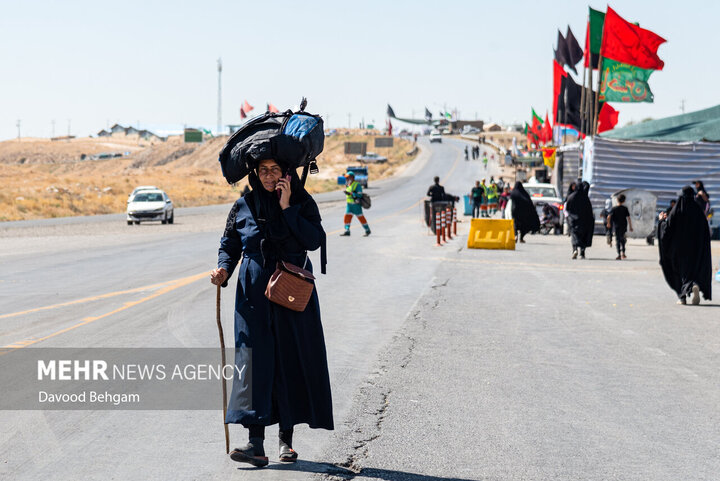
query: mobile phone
[{"left": 277, "top": 174, "right": 291, "bottom": 199}]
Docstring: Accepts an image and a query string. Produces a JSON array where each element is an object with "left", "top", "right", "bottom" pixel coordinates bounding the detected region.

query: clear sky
[{"left": 1, "top": 0, "right": 717, "bottom": 140}]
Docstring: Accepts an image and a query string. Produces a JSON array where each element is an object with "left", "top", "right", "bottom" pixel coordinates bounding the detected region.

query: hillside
[{"left": 0, "top": 132, "right": 417, "bottom": 221}]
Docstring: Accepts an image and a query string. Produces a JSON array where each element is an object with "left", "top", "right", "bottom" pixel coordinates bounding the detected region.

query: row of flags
[
  {"left": 239, "top": 100, "right": 280, "bottom": 119},
  {"left": 526, "top": 4, "right": 666, "bottom": 151}
]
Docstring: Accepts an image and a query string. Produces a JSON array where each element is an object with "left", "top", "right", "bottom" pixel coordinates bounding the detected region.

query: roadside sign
[
  {"left": 374, "top": 137, "right": 394, "bottom": 148},
  {"left": 344, "top": 142, "right": 367, "bottom": 155},
  {"left": 184, "top": 129, "right": 203, "bottom": 143}
]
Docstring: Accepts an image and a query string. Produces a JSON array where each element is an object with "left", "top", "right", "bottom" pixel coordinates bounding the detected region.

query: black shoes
[
  {"left": 230, "top": 441, "right": 269, "bottom": 467},
  {"left": 340, "top": 230, "right": 350, "bottom": 236}
]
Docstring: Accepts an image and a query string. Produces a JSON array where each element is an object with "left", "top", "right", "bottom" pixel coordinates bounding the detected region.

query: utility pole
[
  {"left": 347, "top": 113, "right": 351, "bottom": 129},
  {"left": 16, "top": 119, "right": 21, "bottom": 140},
  {"left": 67, "top": 119, "right": 71, "bottom": 141},
  {"left": 217, "top": 58, "right": 222, "bottom": 135},
  {"left": 680, "top": 99, "right": 686, "bottom": 114},
  {"left": 51, "top": 119, "right": 56, "bottom": 138}
]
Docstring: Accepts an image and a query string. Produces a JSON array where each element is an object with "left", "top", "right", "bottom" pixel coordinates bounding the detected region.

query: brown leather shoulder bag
[{"left": 265, "top": 259, "right": 315, "bottom": 312}]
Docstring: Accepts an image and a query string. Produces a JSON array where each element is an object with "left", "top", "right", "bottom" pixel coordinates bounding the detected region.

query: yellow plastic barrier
[{"left": 466, "top": 218, "right": 516, "bottom": 250}]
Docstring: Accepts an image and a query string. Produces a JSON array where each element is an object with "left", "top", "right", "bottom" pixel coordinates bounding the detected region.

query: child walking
[{"left": 607, "top": 194, "right": 633, "bottom": 260}]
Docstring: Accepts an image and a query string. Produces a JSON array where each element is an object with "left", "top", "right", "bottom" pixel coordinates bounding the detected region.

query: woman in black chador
[
  {"left": 509, "top": 181, "right": 540, "bottom": 243},
  {"left": 210, "top": 158, "right": 332, "bottom": 467},
  {"left": 657, "top": 186, "right": 712, "bottom": 305},
  {"left": 565, "top": 181, "right": 594, "bottom": 259}
]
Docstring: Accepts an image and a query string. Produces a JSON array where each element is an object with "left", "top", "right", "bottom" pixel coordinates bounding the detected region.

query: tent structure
[
  {"left": 601, "top": 104, "right": 720, "bottom": 142},
  {"left": 553, "top": 105, "right": 720, "bottom": 238}
]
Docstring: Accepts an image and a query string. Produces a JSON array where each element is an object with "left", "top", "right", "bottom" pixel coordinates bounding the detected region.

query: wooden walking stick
[{"left": 215, "top": 284, "right": 230, "bottom": 454}]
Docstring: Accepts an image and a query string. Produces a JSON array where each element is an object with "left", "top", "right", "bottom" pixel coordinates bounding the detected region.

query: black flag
[
  {"left": 386, "top": 104, "right": 396, "bottom": 118},
  {"left": 565, "top": 26, "right": 584, "bottom": 74},
  {"left": 555, "top": 74, "right": 582, "bottom": 130},
  {"left": 554, "top": 30, "right": 569, "bottom": 69},
  {"left": 424, "top": 107, "right": 432, "bottom": 121}
]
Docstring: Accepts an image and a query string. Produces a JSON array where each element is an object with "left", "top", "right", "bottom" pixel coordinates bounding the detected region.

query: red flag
[
  {"left": 601, "top": 7, "right": 666, "bottom": 70},
  {"left": 540, "top": 112, "right": 553, "bottom": 144},
  {"left": 553, "top": 60, "right": 568, "bottom": 123},
  {"left": 243, "top": 100, "right": 254, "bottom": 113},
  {"left": 240, "top": 107, "right": 247, "bottom": 119},
  {"left": 267, "top": 103, "right": 279, "bottom": 113},
  {"left": 597, "top": 103, "right": 619, "bottom": 133},
  {"left": 387, "top": 119, "right": 393, "bottom": 136}
]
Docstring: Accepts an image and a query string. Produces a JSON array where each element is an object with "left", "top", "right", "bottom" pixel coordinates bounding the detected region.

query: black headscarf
[
  {"left": 565, "top": 181, "right": 594, "bottom": 248},
  {"left": 694, "top": 180, "right": 710, "bottom": 213},
  {"left": 657, "top": 185, "right": 712, "bottom": 300},
  {"left": 510, "top": 182, "right": 540, "bottom": 235},
  {"left": 566, "top": 181, "right": 577, "bottom": 200},
  {"left": 247, "top": 166, "right": 326, "bottom": 273}
]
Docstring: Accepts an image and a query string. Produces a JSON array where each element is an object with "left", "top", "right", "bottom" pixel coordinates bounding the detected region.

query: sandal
[
  {"left": 279, "top": 444, "right": 298, "bottom": 462},
  {"left": 230, "top": 444, "right": 269, "bottom": 467}
]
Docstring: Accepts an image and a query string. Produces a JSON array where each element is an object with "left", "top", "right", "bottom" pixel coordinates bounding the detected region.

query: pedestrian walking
[
  {"left": 487, "top": 181, "right": 499, "bottom": 217},
  {"left": 607, "top": 194, "right": 633, "bottom": 260},
  {"left": 658, "top": 186, "right": 712, "bottom": 305},
  {"left": 471, "top": 181, "right": 483, "bottom": 218},
  {"left": 427, "top": 176, "right": 446, "bottom": 202},
  {"left": 510, "top": 181, "right": 540, "bottom": 243},
  {"left": 498, "top": 185, "right": 511, "bottom": 217},
  {"left": 341, "top": 172, "right": 371, "bottom": 237},
  {"left": 210, "top": 158, "right": 333, "bottom": 467},
  {"left": 482, "top": 154, "right": 488, "bottom": 169},
  {"left": 464, "top": 146, "right": 469, "bottom": 161},
  {"left": 479, "top": 178, "right": 489, "bottom": 217},
  {"left": 693, "top": 180, "right": 711, "bottom": 221},
  {"left": 566, "top": 181, "right": 594, "bottom": 259}
]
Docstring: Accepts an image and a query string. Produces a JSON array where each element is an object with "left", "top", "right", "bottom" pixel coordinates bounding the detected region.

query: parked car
[
  {"left": 504, "top": 182, "right": 564, "bottom": 234},
  {"left": 126, "top": 189, "right": 174, "bottom": 225},
  {"left": 430, "top": 132, "right": 442, "bottom": 143},
  {"left": 356, "top": 152, "right": 388, "bottom": 164}
]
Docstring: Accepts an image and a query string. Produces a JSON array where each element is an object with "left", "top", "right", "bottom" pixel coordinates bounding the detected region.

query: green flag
[
  {"left": 531, "top": 108, "right": 543, "bottom": 124},
  {"left": 599, "top": 58, "right": 655, "bottom": 103},
  {"left": 588, "top": 8, "right": 605, "bottom": 55}
]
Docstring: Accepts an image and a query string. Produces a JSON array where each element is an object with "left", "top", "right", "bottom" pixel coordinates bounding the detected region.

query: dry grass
[{"left": 1, "top": 131, "right": 416, "bottom": 221}]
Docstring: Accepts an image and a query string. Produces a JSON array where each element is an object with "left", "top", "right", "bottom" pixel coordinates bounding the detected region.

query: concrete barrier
[{"left": 467, "top": 218, "right": 515, "bottom": 250}]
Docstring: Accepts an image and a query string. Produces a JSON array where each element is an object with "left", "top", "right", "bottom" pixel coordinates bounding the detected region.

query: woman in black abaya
[
  {"left": 210, "top": 158, "right": 332, "bottom": 466},
  {"left": 510, "top": 181, "right": 540, "bottom": 243},
  {"left": 565, "top": 181, "right": 594, "bottom": 259},
  {"left": 657, "top": 186, "right": 712, "bottom": 305}
]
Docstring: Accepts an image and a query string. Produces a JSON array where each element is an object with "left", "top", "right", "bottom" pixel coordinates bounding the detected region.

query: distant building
[
  {"left": 97, "top": 129, "right": 111, "bottom": 137},
  {"left": 483, "top": 123, "right": 503, "bottom": 132},
  {"left": 109, "top": 124, "right": 126, "bottom": 135},
  {"left": 125, "top": 126, "right": 139, "bottom": 135}
]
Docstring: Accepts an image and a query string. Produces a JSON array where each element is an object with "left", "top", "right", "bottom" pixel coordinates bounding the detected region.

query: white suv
[{"left": 126, "top": 189, "right": 174, "bottom": 225}]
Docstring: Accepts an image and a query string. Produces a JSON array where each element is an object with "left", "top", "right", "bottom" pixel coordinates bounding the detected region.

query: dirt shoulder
[{"left": 1, "top": 132, "right": 417, "bottom": 221}]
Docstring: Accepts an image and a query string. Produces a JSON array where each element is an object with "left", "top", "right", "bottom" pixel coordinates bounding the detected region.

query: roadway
[
  {"left": 0, "top": 137, "right": 495, "bottom": 480},
  {"left": 3, "top": 137, "right": 716, "bottom": 481}
]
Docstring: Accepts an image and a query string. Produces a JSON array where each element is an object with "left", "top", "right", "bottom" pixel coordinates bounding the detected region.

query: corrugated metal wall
[{"left": 588, "top": 137, "right": 720, "bottom": 219}]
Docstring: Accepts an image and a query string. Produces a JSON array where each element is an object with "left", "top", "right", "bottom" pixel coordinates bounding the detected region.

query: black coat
[
  {"left": 510, "top": 182, "right": 540, "bottom": 235},
  {"left": 566, "top": 181, "right": 594, "bottom": 248},
  {"left": 217, "top": 173, "right": 333, "bottom": 430},
  {"left": 657, "top": 186, "right": 712, "bottom": 300}
]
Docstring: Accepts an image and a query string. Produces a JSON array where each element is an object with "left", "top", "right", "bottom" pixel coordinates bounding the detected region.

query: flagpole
[
  {"left": 592, "top": 57, "right": 603, "bottom": 135},
  {"left": 579, "top": 63, "right": 587, "bottom": 136}
]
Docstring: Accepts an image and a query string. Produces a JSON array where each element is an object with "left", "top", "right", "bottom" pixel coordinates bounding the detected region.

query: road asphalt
[{"left": 1, "top": 137, "right": 718, "bottom": 480}]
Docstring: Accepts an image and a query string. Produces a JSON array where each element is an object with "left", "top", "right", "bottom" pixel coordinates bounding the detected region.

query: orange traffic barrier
[{"left": 453, "top": 207, "right": 458, "bottom": 235}]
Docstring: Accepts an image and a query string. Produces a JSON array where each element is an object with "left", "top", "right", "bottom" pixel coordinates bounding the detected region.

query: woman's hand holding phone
[{"left": 277, "top": 174, "right": 292, "bottom": 210}]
